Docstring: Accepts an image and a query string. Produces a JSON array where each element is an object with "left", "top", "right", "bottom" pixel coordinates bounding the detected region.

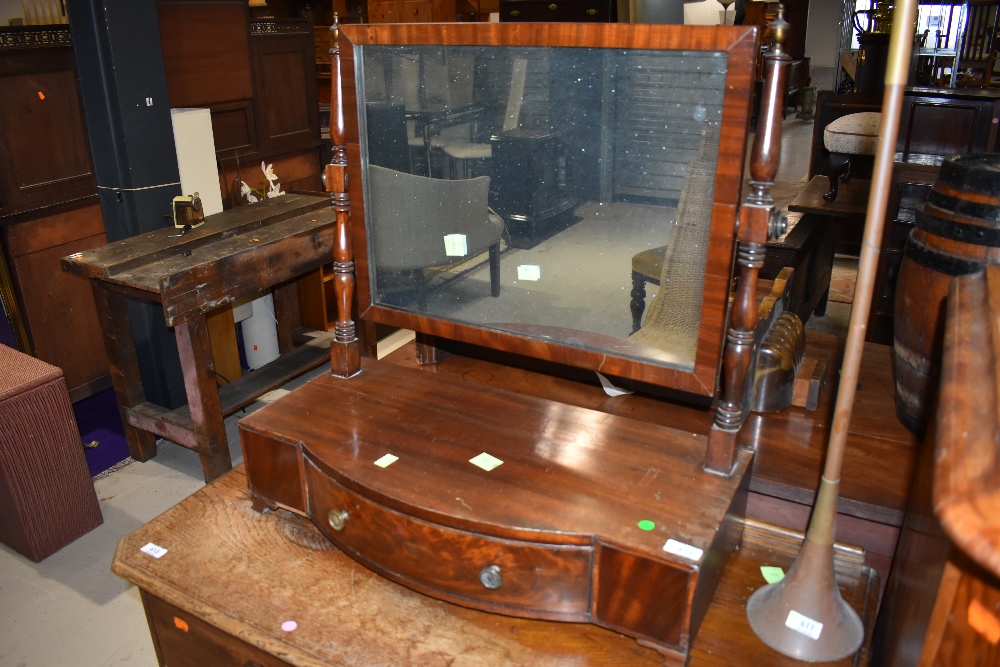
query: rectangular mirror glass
[{"left": 342, "top": 25, "right": 756, "bottom": 397}]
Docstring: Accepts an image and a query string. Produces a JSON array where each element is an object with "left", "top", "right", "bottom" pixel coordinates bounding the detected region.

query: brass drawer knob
[
  {"left": 548, "top": 3, "right": 558, "bottom": 9},
  {"left": 587, "top": 8, "right": 597, "bottom": 14},
  {"left": 479, "top": 564, "right": 503, "bottom": 590},
  {"left": 509, "top": 9, "right": 520, "bottom": 15},
  {"left": 327, "top": 509, "right": 349, "bottom": 531}
]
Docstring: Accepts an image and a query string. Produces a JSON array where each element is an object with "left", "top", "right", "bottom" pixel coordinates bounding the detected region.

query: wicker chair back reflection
[{"left": 630, "top": 123, "right": 719, "bottom": 364}]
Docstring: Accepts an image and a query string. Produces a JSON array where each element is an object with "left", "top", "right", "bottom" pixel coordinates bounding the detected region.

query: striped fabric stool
[
  {"left": 823, "top": 111, "right": 881, "bottom": 202},
  {"left": 0, "top": 345, "right": 102, "bottom": 561}
]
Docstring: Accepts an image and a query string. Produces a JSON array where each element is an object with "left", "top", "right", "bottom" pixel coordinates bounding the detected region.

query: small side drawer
[{"left": 304, "top": 456, "right": 593, "bottom": 619}]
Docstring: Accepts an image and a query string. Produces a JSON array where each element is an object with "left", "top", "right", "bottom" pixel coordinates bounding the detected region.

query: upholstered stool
[
  {"left": 823, "top": 112, "right": 881, "bottom": 202},
  {"left": 0, "top": 345, "right": 102, "bottom": 561}
]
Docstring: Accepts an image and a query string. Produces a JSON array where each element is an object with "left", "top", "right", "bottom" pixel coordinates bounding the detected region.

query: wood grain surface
[
  {"left": 113, "top": 468, "right": 877, "bottom": 666},
  {"left": 380, "top": 334, "right": 919, "bottom": 526}
]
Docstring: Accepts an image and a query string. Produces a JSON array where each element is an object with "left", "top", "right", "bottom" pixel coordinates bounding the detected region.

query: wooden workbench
[
  {"left": 111, "top": 466, "right": 877, "bottom": 666},
  {"left": 61, "top": 195, "right": 336, "bottom": 483}
]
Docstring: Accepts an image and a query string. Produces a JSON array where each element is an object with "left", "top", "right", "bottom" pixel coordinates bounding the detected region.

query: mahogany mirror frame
[{"left": 339, "top": 22, "right": 758, "bottom": 398}]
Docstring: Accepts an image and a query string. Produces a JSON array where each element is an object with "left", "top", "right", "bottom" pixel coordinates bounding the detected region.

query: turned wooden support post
[
  {"left": 705, "top": 7, "right": 791, "bottom": 474},
  {"left": 327, "top": 15, "right": 361, "bottom": 378}
]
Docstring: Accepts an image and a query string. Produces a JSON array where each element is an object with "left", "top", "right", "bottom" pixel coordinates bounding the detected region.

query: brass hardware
[
  {"left": 479, "top": 564, "right": 503, "bottom": 590},
  {"left": 327, "top": 509, "right": 349, "bottom": 531},
  {"left": 548, "top": 3, "right": 558, "bottom": 9},
  {"left": 587, "top": 8, "right": 597, "bottom": 14},
  {"left": 510, "top": 9, "right": 520, "bottom": 15}
]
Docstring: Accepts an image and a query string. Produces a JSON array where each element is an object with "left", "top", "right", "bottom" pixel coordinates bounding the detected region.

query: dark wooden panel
[
  {"left": 251, "top": 22, "right": 320, "bottom": 154},
  {"left": 899, "top": 100, "right": 983, "bottom": 159},
  {"left": 0, "top": 44, "right": 96, "bottom": 216},
  {"left": 157, "top": 0, "right": 253, "bottom": 108},
  {"left": 209, "top": 102, "right": 255, "bottom": 154},
  {"left": 4, "top": 203, "right": 109, "bottom": 396}
]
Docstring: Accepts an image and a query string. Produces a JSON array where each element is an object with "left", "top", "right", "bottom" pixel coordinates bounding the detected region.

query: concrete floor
[{"left": 0, "top": 118, "right": 855, "bottom": 666}]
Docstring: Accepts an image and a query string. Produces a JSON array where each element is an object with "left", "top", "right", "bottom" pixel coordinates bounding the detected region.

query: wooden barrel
[{"left": 894, "top": 154, "right": 1000, "bottom": 434}]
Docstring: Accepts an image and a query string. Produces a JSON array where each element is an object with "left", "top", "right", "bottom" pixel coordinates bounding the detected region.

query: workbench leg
[
  {"left": 174, "top": 315, "right": 233, "bottom": 484},
  {"left": 90, "top": 283, "right": 158, "bottom": 462}
]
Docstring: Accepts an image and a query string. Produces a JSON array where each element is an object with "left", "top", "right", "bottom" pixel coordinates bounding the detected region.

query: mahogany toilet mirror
[
  {"left": 327, "top": 20, "right": 790, "bottom": 474},
  {"left": 240, "top": 16, "right": 795, "bottom": 661}
]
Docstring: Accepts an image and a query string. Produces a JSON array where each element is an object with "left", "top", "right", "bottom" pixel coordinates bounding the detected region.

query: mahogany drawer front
[{"left": 304, "top": 456, "right": 593, "bottom": 619}]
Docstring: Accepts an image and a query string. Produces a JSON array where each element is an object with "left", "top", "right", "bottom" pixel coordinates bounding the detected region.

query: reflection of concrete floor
[{"left": 420, "top": 200, "right": 679, "bottom": 343}]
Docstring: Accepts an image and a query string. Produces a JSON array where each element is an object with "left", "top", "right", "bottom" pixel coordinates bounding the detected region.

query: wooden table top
[
  {"left": 383, "top": 333, "right": 919, "bottom": 526},
  {"left": 112, "top": 467, "right": 876, "bottom": 667},
  {"left": 788, "top": 176, "right": 870, "bottom": 219}
]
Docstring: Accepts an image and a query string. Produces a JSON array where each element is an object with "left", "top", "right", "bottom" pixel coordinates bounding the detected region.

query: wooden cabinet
[
  {"left": 4, "top": 204, "right": 110, "bottom": 400},
  {"left": 499, "top": 0, "right": 616, "bottom": 22},
  {"left": 157, "top": 2, "right": 324, "bottom": 195},
  {"left": 0, "top": 26, "right": 109, "bottom": 398},
  {"left": 367, "top": 0, "right": 455, "bottom": 22},
  {"left": 0, "top": 27, "right": 96, "bottom": 218}
]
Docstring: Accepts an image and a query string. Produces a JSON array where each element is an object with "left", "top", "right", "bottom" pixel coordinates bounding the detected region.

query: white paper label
[
  {"left": 444, "top": 234, "right": 468, "bottom": 257},
  {"left": 469, "top": 452, "right": 504, "bottom": 471},
  {"left": 662, "top": 539, "right": 703, "bottom": 561},
  {"left": 517, "top": 265, "right": 541, "bottom": 281},
  {"left": 596, "top": 372, "right": 633, "bottom": 397},
  {"left": 141, "top": 542, "right": 168, "bottom": 559},
  {"left": 785, "top": 610, "right": 824, "bottom": 640},
  {"left": 374, "top": 453, "right": 399, "bottom": 468}
]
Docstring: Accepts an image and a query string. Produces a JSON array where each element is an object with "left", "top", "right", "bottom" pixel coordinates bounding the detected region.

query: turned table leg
[{"left": 630, "top": 271, "right": 647, "bottom": 335}]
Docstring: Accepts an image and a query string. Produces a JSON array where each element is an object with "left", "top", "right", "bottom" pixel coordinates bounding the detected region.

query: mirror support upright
[
  {"left": 705, "top": 7, "right": 791, "bottom": 475},
  {"left": 327, "top": 14, "right": 362, "bottom": 378}
]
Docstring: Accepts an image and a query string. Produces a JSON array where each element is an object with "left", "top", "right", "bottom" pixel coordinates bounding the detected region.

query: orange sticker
[
  {"left": 37, "top": 91, "right": 45, "bottom": 100},
  {"left": 173, "top": 616, "right": 190, "bottom": 633},
  {"left": 968, "top": 599, "right": 1000, "bottom": 645}
]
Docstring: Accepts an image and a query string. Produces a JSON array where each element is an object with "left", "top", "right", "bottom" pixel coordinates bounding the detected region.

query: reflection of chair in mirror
[
  {"left": 367, "top": 165, "right": 504, "bottom": 307},
  {"left": 629, "top": 124, "right": 718, "bottom": 361}
]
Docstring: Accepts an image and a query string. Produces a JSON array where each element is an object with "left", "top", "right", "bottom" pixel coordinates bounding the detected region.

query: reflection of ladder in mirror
[{"left": 955, "top": 0, "right": 1000, "bottom": 86}]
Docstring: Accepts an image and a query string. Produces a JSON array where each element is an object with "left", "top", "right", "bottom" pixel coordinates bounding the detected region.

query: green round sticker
[{"left": 637, "top": 519, "right": 656, "bottom": 531}]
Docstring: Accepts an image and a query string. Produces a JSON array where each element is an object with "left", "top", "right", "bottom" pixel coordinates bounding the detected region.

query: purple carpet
[{"left": 74, "top": 388, "right": 130, "bottom": 477}]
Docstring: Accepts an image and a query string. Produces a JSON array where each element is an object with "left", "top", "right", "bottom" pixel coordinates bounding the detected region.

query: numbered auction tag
[
  {"left": 785, "top": 610, "right": 823, "bottom": 640},
  {"left": 374, "top": 453, "right": 399, "bottom": 468},
  {"left": 140, "top": 542, "right": 168, "bottom": 559},
  {"left": 469, "top": 452, "right": 504, "bottom": 471},
  {"left": 443, "top": 234, "right": 468, "bottom": 257},
  {"left": 516, "top": 265, "right": 541, "bottom": 281},
  {"left": 662, "top": 539, "right": 703, "bottom": 561}
]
